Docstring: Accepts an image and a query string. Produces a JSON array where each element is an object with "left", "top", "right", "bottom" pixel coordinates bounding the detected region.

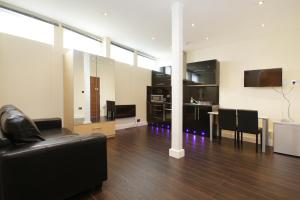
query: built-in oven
[{"left": 151, "top": 95, "right": 164, "bottom": 102}]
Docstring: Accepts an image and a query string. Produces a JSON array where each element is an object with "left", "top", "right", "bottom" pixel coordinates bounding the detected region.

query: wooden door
[{"left": 90, "top": 76, "right": 100, "bottom": 122}]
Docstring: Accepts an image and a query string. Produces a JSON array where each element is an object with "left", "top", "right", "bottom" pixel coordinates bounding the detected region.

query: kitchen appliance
[{"left": 151, "top": 95, "right": 164, "bottom": 102}]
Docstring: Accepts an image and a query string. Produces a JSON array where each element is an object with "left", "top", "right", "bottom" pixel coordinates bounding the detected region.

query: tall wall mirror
[{"left": 73, "top": 52, "right": 116, "bottom": 125}]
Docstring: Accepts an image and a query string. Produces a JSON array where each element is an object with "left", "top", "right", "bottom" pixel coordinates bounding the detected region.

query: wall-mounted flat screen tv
[{"left": 244, "top": 68, "right": 282, "bottom": 87}]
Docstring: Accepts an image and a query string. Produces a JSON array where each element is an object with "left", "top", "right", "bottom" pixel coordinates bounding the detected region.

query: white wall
[
  {"left": 187, "top": 30, "right": 300, "bottom": 142},
  {"left": 115, "top": 62, "right": 151, "bottom": 129},
  {"left": 98, "top": 56, "right": 116, "bottom": 117},
  {"left": 0, "top": 31, "right": 151, "bottom": 129},
  {"left": 0, "top": 32, "right": 63, "bottom": 119},
  {"left": 73, "top": 51, "right": 85, "bottom": 118}
]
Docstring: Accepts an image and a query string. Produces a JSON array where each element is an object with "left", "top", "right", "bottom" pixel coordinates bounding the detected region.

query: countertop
[{"left": 149, "top": 101, "right": 219, "bottom": 109}]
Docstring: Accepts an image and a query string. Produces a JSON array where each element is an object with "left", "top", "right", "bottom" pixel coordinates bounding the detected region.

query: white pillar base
[{"left": 169, "top": 148, "right": 185, "bottom": 159}]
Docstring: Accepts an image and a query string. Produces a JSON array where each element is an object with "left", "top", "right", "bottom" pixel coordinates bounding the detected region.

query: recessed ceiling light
[
  {"left": 261, "top": 23, "right": 265, "bottom": 27},
  {"left": 205, "top": 37, "right": 209, "bottom": 40},
  {"left": 258, "top": 1, "right": 264, "bottom": 5},
  {"left": 151, "top": 37, "right": 156, "bottom": 40},
  {"left": 104, "top": 12, "right": 108, "bottom": 16},
  {"left": 191, "top": 23, "right": 195, "bottom": 27}
]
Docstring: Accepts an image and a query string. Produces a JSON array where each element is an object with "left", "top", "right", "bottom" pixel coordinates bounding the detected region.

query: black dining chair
[
  {"left": 237, "top": 110, "right": 262, "bottom": 152},
  {"left": 218, "top": 109, "right": 238, "bottom": 145}
]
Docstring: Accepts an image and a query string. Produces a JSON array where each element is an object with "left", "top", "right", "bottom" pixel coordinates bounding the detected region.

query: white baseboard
[{"left": 115, "top": 120, "right": 148, "bottom": 130}]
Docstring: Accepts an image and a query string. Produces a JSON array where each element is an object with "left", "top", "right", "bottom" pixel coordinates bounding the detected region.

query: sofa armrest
[
  {"left": 33, "top": 118, "right": 62, "bottom": 131},
  {"left": 0, "top": 133, "right": 107, "bottom": 200}
]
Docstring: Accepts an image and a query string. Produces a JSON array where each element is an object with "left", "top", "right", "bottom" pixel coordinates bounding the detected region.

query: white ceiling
[{"left": 2, "top": 0, "right": 300, "bottom": 60}]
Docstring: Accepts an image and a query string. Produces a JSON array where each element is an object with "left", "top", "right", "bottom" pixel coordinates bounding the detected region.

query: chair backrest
[
  {"left": 218, "top": 108, "right": 237, "bottom": 131},
  {"left": 237, "top": 110, "right": 258, "bottom": 134}
]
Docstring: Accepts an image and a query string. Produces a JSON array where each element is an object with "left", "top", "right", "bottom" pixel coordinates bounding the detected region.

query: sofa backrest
[{"left": 33, "top": 118, "right": 62, "bottom": 131}]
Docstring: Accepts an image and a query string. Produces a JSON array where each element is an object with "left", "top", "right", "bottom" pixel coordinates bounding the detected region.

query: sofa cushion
[
  {"left": 0, "top": 105, "right": 20, "bottom": 147},
  {"left": 40, "top": 128, "right": 76, "bottom": 139},
  {"left": 0, "top": 105, "right": 22, "bottom": 118},
  {"left": 34, "top": 118, "right": 62, "bottom": 131},
  {"left": 0, "top": 108, "right": 44, "bottom": 144}
]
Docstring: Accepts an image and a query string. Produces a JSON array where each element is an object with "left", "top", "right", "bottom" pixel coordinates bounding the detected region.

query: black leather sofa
[{"left": 0, "top": 106, "right": 107, "bottom": 200}]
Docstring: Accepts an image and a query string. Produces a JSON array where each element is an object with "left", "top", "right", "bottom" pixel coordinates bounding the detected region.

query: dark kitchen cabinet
[
  {"left": 185, "top": 59, "right": 219, "bottom": 85},
  {"left": 148, "top": 102, "right": 164, "bottom": 123},
  {"left": 183, "top": 105, "right": 212, "bottom": 135},
  {"left": 147, "top": 85, "right": 172, "bottom": 125},
  {"left": 152, "top": 71, "right": 171, "bottom": 86},
  {"left": 147, "top": 60, "right": 219, "bottom": 135},
  {"left": 147, "top": 102, "right": 171, "bottom": 126},
  {"left": 183, "top": 106, "right": 197, "bottom": 131},
  {"left": 182, "top": 59, "right": 219, "bottom": 135}
]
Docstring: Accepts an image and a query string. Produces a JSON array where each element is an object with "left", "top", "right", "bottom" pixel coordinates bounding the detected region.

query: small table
[{"left": 208, "top": 111, "right": 269, "bottom": 153}]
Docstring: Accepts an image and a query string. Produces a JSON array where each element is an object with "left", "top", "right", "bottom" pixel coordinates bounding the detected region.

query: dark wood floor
[{"left": 71, "top": 126, "right": 300, "bottom": 200}]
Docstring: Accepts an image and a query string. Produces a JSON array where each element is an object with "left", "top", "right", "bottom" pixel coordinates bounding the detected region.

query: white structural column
[
  {"left": 83, "top": 53, "right": 91, "bottom": 124},
  {"left": 53, "top": 24, "right": 64, "bottom": 119},
  {"left": 133, "top": 50, "right": 138, "bottom": 66},
  {"left": 169, "top": 1, "right": 185, "bottom": 159},
  {"left": 103, "top": 37, "right": 111, "bottom": 58}
]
